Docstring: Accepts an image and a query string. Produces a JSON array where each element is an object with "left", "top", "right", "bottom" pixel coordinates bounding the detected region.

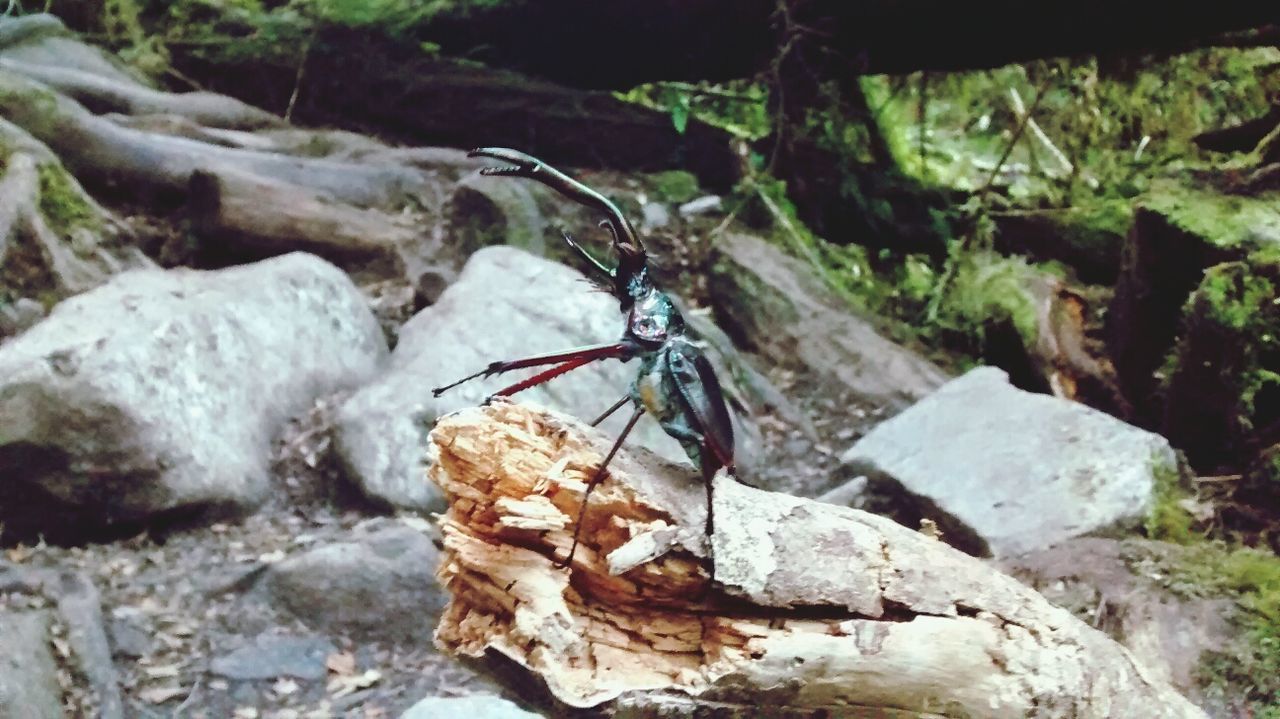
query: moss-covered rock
[
  {"left": 1108, "top": 179, "right": 1280, "bottom": 425},
  {"left": 644, "top": 170, "right": 700, "bottom": 204},
  {"left": 1162, "top": 253, "right": 1280, "bottom": 470},
  {"left": 992, "top": 201, "right": 1132, "bottom": 284}
]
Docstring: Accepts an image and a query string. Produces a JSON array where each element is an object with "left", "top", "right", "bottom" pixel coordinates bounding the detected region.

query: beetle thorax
[{"left": 626, "top": 287, "right": 682, "bottom": 346}]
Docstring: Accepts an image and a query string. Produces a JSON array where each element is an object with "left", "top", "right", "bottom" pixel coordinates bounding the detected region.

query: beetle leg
[
  {"left": 557, "top": 405, "right": 646, "bottom": 570},
  {"left": 590, "top": 395, "right": 632, "bottom": 427},
  {"left": 432, "top": 341, "right": 637, "bottom": 397}
]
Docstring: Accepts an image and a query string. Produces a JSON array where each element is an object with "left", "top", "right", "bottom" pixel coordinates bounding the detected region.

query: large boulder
[
  {"left": 335, "top": 246, "right": 720, "bottom": 511},
  {"left": 838, "top": 366, "right": 1176, "bottom": 557},
  {"left": 709, "top": 232, "right": 948, "bottom": 411},
  {"left": 0, "top": 253, "right": 387, "bottom": 541}
]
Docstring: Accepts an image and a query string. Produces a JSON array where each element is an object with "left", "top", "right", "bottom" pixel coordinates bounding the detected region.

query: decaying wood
[
  {"left": 188, "top": 167, "right": 415, "bottom": 263},
  {"left": 0, "top": 58, "right": 283, "bottom": 130},
  {"left": 428, "top": 401, "right": 1205, "bottom": 718}
]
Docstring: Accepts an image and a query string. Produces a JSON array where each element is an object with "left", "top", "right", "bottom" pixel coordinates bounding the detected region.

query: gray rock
[
  {"left": 0, "top": 610, "right": 64, "bottom": 719},
  {"left": 0, "top": 566, "right": 123, "bottom": 719},
  {"left": 401, "top": 694, "right": 544, "bottom": 719},
  {"left": 0, "top": 253, "right": 387, "bottom": 539},
  {"left": 1000, "top": 538, "right": 1235, "bottom": 708},
  {"left": 677, "top": 195, "right": 723, "bottom": 217},
  {"left": 709, "top": 232, "right": 948, "bottom": 411},
  {"left": 210, "top": 633, "right": 336, "bottom": 681},
  {"left": 447, "top": 174, "right": 551, "bottom": 261},
  {"left": 840, "top": 367, "right": 1174, "bottom": 557},
  {"left": 334, "top": 246, "right": 690, "bottom": 511},
  {"left": 0, "top": 296, "right": 45, "bottom": 338},
  {"left": 261, "top": 523, "right": 445, "bottom": 642},
  {"left": 640, "top": 202, "right": 672, "bottom": 230}
]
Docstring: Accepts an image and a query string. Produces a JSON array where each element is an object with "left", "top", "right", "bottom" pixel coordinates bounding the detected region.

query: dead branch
[
  {"left": 428, "top": 401, "right": 1205, "bottom": 718},
  {"left": 0, "top": 58, "right": 283, "bottom": 130}
]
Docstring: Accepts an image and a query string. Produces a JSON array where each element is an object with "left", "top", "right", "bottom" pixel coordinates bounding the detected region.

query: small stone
[
  {"left": 400, "top": 694, "right": 545, "bottom": 719},
  {"left": 210, "top": 634, "right": 336, "bottom": 681},
  {"left": 677, "top": 195, "right": 723, "bottom": 217},
  {"left": 0, "top": 610, "right": 64, "bottom": 719},
  {"left": 260, "top": 525, "right": 445, "bottom": 643},
  {"left": 640, "top": 202, "right": 671, "bottom": 230}
]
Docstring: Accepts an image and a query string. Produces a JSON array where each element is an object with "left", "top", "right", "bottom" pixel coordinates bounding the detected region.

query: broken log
[{"left": 427, "top": 401, "right": 1205, "bottom": 718}]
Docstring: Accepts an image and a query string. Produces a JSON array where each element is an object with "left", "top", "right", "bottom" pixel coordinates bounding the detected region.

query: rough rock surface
[
  {"left": 400, "top": 694, "right": 545, "bottom": 719},
  {"left": 334, "top": 246, "right": 694, "bottom": 511},
  {"left": 709, "top": 232, "right": 948, "bottom": 410},
  {"left": 840, "top": 366, "right": 1174, "bottom": 557},
  {"left": 260, "top": 522, "right": 445, "bottom": 642},
  {"left": 0, "top": 610, "right": 64, "bottom": 719},
  {"left": 1000, "top": 538, "right": 1235, "bottom": 709},
  {"left": 209, "top": 633, "right": 336, "bottom": 681},
  {"left": 0, "top": 253, "right": 387, "bottom": 540}
]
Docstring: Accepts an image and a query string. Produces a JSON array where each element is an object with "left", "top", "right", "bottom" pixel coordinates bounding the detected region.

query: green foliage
[
  {"left": 1167, "top": 543, "right": 1280, "bottom": 714},
  {"left": 615, "top": 81, "right": 770, "bottom": 140},
  {"left": 882, "top": 49, "right": 1279, "bottom": 207},
  {"left": 104, "top": 0, "right": 171, "bottom": 76},
  {"left": 645, "top": 170, "right": 700, "bottom": 204}
]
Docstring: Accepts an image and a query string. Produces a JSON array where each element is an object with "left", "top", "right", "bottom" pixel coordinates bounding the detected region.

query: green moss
[
  {"left": 645, "top": 170, "right": 700, "bottom": 204},
  {"left": 1142, "top": 180, "right": 1280, "bottom": 252},
  {"left": 1144, "top": 455, "right": 1197, "bottom": 544},
  {"left": 1169, "top": 543, "right": 1280, "bottom": 714},
  {"left": 37, "top": 163, "right": 100, "bottom": 236},
  {"left": 932, "top": 250, "right": 1045, "bottom": 348},
  {"left": 1162, "top": 254, "right": 1280, "bottom": 460}
]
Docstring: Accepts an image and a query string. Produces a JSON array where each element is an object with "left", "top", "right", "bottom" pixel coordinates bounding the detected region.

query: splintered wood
[{"left": 427, "top": 401, "right": 1206, "bottom": 718}]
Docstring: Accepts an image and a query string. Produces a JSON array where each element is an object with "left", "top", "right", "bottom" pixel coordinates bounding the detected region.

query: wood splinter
[{"left": 428, "top": 401, "right": 1205, "bottom": 718}]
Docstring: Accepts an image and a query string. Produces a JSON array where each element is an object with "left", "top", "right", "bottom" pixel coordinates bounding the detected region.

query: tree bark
[{"left": 428, "top": 401, "right": 1205, "bottom": 718}]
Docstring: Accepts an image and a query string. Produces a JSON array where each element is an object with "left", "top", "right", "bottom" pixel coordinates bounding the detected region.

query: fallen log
[{"left": 428, "top": 401, "right": 1205, "bottom": 718}]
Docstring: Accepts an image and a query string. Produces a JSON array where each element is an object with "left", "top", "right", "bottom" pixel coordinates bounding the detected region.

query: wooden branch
[
  {"left": 0, "top": 58, "right": 283, "bottom": 130},
  {"left": 428, "top": 401, "right": 1205, "bottom": 718}
]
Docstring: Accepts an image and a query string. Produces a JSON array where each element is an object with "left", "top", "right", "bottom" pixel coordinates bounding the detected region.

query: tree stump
[{"left": 427, "top": 401, "right": 1206, "bottom": 718}]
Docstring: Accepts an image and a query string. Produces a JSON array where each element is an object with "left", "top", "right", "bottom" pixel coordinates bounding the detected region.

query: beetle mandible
[{"left": 433, "top": 147, "right": 735, "bottom": 575}]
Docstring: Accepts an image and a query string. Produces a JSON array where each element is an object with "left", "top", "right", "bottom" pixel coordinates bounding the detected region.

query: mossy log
[
  {"left": 1107, "top": 180, "right": 1280, "bottom": 423},
  {"left": 428, "top": 401, "right": 1205, "bottom": 718},
  {"left": 992, "top": 202, "right": 1132, "bottom": 285}
]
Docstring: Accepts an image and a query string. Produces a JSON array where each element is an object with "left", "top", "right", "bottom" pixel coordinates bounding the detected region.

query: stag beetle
[{"left": 433, "top": 148, "right": 735, "bottom": 574}]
